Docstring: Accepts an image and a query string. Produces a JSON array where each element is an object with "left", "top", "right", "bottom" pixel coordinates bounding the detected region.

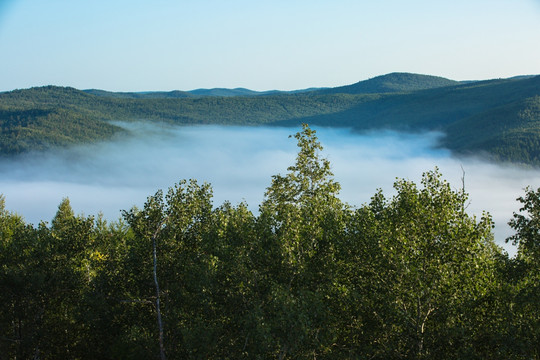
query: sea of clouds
[{"left": 2, "top": 122, "right": 539, "bottom": 255}]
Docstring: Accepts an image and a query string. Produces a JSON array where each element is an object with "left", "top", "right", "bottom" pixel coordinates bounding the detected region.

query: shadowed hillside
[{"left": 1, "top": 73, "right": 539, "bottom": 164}]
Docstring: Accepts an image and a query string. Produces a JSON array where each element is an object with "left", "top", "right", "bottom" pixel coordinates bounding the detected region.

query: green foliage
[
  {"left": 0, "top": 196, "right": 97, "bottom": 358},
  {"left": 0, "top": 125, "right": 538, "bottom": 359},
  {"left": 0, "top": 106, "right": 121, "bottom": 154},
  {"left": 318, "top": 72, "right": 459, "bottom": 94},
  {"left": 509, "top": 186, "right": 540, "bottom": 264},
  {"left": 445, "top": 95, "right": 540, "bottom": 164},
  {"left": 340, "top": 170, "right": 500, "bottom": 358},
  {"left": 498, "top": 188, "right": 540, "bottom": 359},
  {"left": 257, "top": 125, "right": 348, "bottom": 357},
  {"left": 1, "top": 74, "right": 539, "bottom": 164}
]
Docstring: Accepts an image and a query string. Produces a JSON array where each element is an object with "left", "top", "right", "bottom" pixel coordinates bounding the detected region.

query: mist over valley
[
  {"left": 2, "top": 0, "right": 540, "bottom": 355},
  {"left": 1, "top": 122, "right": 537, "bottom": 255}
]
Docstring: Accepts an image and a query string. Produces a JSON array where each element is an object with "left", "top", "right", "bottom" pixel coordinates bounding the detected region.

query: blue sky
[{"left": 1, "top": 0, "right": 539, "bottom": 91}]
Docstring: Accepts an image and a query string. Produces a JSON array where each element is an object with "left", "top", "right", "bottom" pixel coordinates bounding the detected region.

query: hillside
[
  {"left": 84, "top": 86, "right": 325, "bottom": 99},
  {"left": 84, "top": 89, "right": 193, "bottom": 99},
  {"left": 0, "top": 86, "right": 370, "bottom": 154},
  {"left": 317, "top": 72, "right": 459, "bottom": 95},
  {"left": 82, "top": 73, "right": 454, "bottom": 98},
  {"left": 1, "top": 73, "right": 539, "bottom": 164},
  {"left": 277, "top": 76, "right": 540, "bottom": 163},
  {"left": 444, "top": 95, "right": 540, "bottom": 163},
  {"left": 0, "top": 108, "right": 121, "bottom": 155}
]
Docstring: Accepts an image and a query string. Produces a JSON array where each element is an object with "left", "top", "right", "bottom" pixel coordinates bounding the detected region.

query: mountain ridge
[
  {"left": 76, "top": 72, "right": 464, "bottom": 98},
  {"left": 4, "top": 72, "right": 534, "bottom": 98},
  {"left": 1, "top": 73, "right": 539, "bottom": 165},
  {"left": 316, "top": 72, "right": 460, "bottom": 95}
]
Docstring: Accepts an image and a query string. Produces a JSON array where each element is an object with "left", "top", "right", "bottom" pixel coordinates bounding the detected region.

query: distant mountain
[
  {"left": 82, "top": 73, "right": 460, "bottom": 99},
  {"left": 84, "top": 89, "right": 193, "bottom": 99},
  {"left": 318, "top": 72, "right": 459, "bottom": 95},
  {"left": 508, "top": 75, "right": 537, "bottom": 80},
  {"left": 84, "top": 87, "right": 326, "bottom": 98},
  {"left": 1, "top": 73, "right": 539, "bottom": 165},
  {"left": 187, "top": 88, "right": 277, "bottom": 97},
  {"left": 278, "top": 76, "right": 540, "bottom": 163}
]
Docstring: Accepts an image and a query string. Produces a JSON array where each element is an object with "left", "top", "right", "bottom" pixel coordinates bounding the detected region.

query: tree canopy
[{"left": 0, "top": 125, "right": 538, "bottom": 359}]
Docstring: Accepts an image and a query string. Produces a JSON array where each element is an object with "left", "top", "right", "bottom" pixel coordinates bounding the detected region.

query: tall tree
[
  {"left": 343, "top": 170, "right": 500, "bottom": 359},
  {"left": 0, "top": 196, "right": 44, "bottom": 359},
  {"left": 505, "top": 187, "right": 540, "bottom": 358},
  {"left": 257, "top": 124, "right": 348, "bottom": 358},
  {"left": 123, "top": 179, "right": 215, "bottom": 359}
]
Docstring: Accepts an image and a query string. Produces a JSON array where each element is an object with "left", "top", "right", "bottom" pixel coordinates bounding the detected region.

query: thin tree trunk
[
  {"left": 152, "top": 226, "right": 166, "bottom": 360},
  {"left": 279, "top": 344, "right": 288, "bottom": 360}
]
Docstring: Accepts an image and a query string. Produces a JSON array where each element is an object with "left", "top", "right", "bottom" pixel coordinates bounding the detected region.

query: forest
[
  {"left": 1, "top": 73, "right": 539, "bottom": 164},
  {"left": 1, "top": 125, "right": 538, "bottom": 359}
]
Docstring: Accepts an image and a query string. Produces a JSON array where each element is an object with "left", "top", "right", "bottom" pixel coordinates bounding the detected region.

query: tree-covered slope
[
  {"left": 444, "top": 95, "right": 540, "bottom": 163},
  {"left": 83, "top": 73, "right": 453, "bottom": 99},
  {"left": 83, "top": 89, "right": 193, "bottom": 99},
  {"left": 84, "top": 87, "right": 325, "bottom": 99},
  {"left": 0, "top": 73, "right": 539, "bottom": 164},
  {"left": 278, "top": 76, "right": 540, "bottom": 164},
  {"left": 0, "top": 86, "right": 375, "bottom": 154},
  {"left": 0, "top": 106, "right": 122, "bottom": 155},
  {"left": 1, "top": 85, "right": 371, "bottom": 125},
  {"left": 317, "top": 72, "right": 459, "bottom": 95},
  {"left": 284, "top": 76, "right": 540, "bottom": 129}
]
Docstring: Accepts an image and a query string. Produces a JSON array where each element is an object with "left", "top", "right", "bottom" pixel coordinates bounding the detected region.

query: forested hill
[
  {"left": 279, "top": 75, "right": 540, "bottom": 163},
  {"left": 1, "top": 73, "right": 539, "bottom": 164},
  {"left": 83, "top": 73, "right": 457, "bottom": 98},
  {"left": 84, "top": 86, "right": 323, "bottom": 98},
  {"left": 315, "top": 72, "right": 459, "bottom": 94}
]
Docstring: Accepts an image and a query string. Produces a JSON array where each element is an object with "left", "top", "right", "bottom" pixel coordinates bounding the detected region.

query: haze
[
  {"left": 1, "top": 124, "right": 538, "bottom": 255},
  {"left": 0, "top": 0, "right": 539, "bottom": 92}
]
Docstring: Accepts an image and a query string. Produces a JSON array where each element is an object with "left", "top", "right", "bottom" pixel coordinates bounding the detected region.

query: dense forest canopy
[
  {"left": 1, "top": 73, "right": 539, "bottom": 356},
  {"left": 1, "top": 125, "right": 538, "bottom": 359},
  {"left": 1, "top": 72, "right": 539, "bottom": 164}
]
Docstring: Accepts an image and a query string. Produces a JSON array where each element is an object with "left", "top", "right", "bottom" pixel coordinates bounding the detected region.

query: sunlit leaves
[{"left": 0, "top": 124, "right": 537, "bottom": 358}]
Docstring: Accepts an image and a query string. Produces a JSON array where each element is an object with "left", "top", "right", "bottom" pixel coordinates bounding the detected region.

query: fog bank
[{"left": 2, "top": 123, "right": 538, "bottom": 255}]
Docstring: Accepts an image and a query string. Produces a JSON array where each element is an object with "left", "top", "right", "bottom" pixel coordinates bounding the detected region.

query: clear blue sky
[{"left": 1, "top": 0, "right": 539, "bottom": 92}]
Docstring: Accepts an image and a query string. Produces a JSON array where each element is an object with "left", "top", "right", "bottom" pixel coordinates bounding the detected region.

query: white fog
[{"left": 2, "top": 122, "right": 539, "bottom": 255}]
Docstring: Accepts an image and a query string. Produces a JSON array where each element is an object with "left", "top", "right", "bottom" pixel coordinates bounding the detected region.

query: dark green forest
[
  {"left": 1, "top": 73, "right": 539, "bottom": 164},
  {"left": 1, "top": 126, "right": 538, "bottom": 359}
]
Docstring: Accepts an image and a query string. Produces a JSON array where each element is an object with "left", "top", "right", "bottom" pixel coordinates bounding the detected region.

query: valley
[{"left": 1, "top": 72, "right": 539, "bottom": 164}]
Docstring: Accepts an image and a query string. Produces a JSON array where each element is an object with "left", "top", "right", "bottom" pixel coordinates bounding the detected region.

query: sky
[{"left": 1, "top": 0, "right": 539, "bottom": 92}]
